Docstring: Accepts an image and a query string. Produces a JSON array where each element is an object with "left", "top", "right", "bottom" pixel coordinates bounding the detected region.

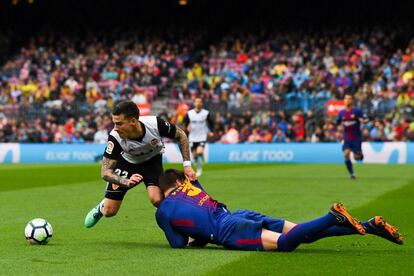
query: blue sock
[
  {"left": 277, "top": 213, "right": 337, "bottom": 252},
  {"left": 345, "top": 160, "right": 354, "bottom": 176},
  {"left": 361, "top": 221, "right": 377, "bottom": 235},
  {"left": 302, "top": 221, "right": 374, "bottom": 243}
]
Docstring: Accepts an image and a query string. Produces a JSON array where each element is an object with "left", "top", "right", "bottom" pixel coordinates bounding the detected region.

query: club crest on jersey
[
  {"left": 106, "top": 141, "right": 114, "bottom": 154},
  {"left": 151, "top": 139, "right": 160, "bottom": 146}
]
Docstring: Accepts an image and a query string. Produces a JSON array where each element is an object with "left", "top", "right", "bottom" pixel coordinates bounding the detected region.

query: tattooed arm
[
  {"left": 101, "top": 157, "right": 142, "bottom": 188},
  {"left": 175, "top": 126, "right": 191, "bottom": 162},
  {"left": 175, "top": 126, "right": 196, "bottom": 180}
]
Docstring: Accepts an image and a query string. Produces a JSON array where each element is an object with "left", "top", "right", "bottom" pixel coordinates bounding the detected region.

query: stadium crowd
[{"left": 1, "top": 27, "right": 414, "bottom": 143}]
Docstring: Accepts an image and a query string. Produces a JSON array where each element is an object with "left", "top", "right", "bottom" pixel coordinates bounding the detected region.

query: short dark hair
[
  {"left": 112, "top": 101, "right": 140, "bottom": 119},
  {"left": 158, "top": 169, "right": 186, "bottom": 192}
]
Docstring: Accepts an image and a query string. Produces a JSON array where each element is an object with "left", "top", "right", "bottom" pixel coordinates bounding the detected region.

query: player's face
[
  {"left": 112, "top": 114, "right": 136, "bottom": 139},
  {"left": 194, "top": 98, "right": 203, "bottom": 110},
  {"left": 344, "top": 95, "right": 353, "bottom": 108}
]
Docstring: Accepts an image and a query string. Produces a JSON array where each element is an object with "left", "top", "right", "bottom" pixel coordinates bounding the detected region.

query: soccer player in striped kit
[
  {"left": 337, "top": 94, "right": 368, "bottom": 179},
  {"left": 155, "top": 169, "right": 403, "bottom": 251}
]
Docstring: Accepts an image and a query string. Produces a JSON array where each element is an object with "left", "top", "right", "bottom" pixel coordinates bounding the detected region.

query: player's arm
[
  {"left": 206, "top": 112, "right": 214, "bottom": 138},
  {"left": 183, "top": 113, "right": 190, "bottom": 132},
  {"left": 156, "top": 117, "right": 196, "bottom": 180},
  {"left": 336, "top": 111, "right": 344, "bottom": 134},
  {"left": 336, "top": 111, "right": 343, "bottom": 126},
  {"left": 101, "top": 136, "right": 142, "bottom": 188},
  {"left": 357, "top": 109, "right": 369, "bottom": 123},
  {"left": 156, "top": 210, "right": 188, "bottom": 249},
  {"left": 206, "top": 112, "right": 214, "bottom": 131},
  {"left": 174, "top": 126, "right": 191, "bottom": 164},
  {"left": 175, "top": 126, "right": 196, "bottom": 180},
  {"left": 101, "top": 157, "right": 142, "bottom": 189},
  {"left": 358, "top": 117, "right": 369, "bottom": 123}
]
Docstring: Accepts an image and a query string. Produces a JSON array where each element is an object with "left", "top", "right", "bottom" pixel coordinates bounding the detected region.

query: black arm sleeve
[
  {"left": 103, "top": 135, "right": 122, "bottom": 159},
  {"left": 183, "top": 113, "right": 190, "bottom": 127},
  {"left": 156, "top": 116, "right": 177, "bottom": 139},
  {"left": 206, "top": 113, "right": 214, "bottom": 130}
]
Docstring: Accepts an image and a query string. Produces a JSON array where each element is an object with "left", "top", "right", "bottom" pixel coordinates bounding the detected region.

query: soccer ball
[{"left": 24, "top": 218, "right": 53, "bottom": 245}]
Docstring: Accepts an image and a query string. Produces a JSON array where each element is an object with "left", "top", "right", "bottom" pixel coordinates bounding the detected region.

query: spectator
[{"left": 93, "top": 124, "right": 108, "bottom": 144}]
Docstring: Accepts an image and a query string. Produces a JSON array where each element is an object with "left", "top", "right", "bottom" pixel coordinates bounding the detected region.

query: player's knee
[
  {"left": 354, "top": 153, "right": 363, "bottom": 160},
  {"left": 102, "top": 206, "right": 118, "bottom": 217}
]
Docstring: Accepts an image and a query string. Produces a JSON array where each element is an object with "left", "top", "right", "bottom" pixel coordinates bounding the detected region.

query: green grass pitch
[{"left": 0, "top": 163, "right": 413, "bottom": 275}]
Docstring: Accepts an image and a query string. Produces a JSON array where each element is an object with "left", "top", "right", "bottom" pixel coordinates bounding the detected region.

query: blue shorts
[
  {"left": 217, "top": 209, "right": 285, "bottom": 251},
  {"left": 342, "top": 140, "right": 362, "bottom": 155}
]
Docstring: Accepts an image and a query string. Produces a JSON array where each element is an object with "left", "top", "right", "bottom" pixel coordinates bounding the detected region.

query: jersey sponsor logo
[
  {"left": 106, "top": 141, "right": 114, "bottom": 154},
  {"left": 343, "top": 121, "right": 356, "bottom": 127},
  {"left": 191, "top": 119, "right": 206, "bottom": 124},
  {"left": 362, "top": 142, "right": 407, "bottom": 164},
  {"left": 0, "top": 143, "right": 20, "bottom": 162}
]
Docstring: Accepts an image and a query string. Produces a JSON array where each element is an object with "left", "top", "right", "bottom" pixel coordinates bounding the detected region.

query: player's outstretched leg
[
  {"left": 302, "top": 218, "right": 404, "bottom": 244},
  {"left": 367, "top": 216, "right": 403, "bottom": 245},
  {"left": 276, "top": 203, "right": 364, "bottom": 252},
  {"left": 84, "top": 200, "right": 104, "bottom": 228},
  {"left": 329, "top": 203, "right": 365, "bottom": 234}
]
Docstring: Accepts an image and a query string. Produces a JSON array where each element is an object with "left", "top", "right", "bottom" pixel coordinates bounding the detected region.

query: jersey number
[{"left": 115, "top": 169, "right": 128, "bottom": 178}]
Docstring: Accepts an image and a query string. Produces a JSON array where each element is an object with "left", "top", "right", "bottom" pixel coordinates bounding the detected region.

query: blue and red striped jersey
[
  {"left": 337, "top": 108, "right": 364, "bottom": 141},
  {"left": 155, "top": 179, "right": 226, "bottom": 248}
]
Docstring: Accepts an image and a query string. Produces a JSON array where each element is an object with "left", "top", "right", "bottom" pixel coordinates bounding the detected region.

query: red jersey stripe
[{"left": 171, "top": 219, "right": 195, "bottom": 227}]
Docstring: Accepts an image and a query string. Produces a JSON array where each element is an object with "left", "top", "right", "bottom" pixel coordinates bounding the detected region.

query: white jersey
[
  {"left": 104, "top": 116, "right": 176, "bottom": 164},
  {"left": 186, "top": 109, "right": 211, "bottom": 142}
]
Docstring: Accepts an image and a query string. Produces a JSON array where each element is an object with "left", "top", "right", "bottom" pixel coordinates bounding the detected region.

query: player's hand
[
  {"left": 184, "top": 166, "right": 196, "bottom": 181},
  {"left": 127, "top": 173, "right": 143, "bottom": 188}
]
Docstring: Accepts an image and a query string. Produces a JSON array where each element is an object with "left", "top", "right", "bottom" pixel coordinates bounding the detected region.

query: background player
[
  {"left": 183, "top": 97, "right": 214, "bottom": 177},
  {"left": 84, "top": 101, "right": 196, "bottom": 228},
  {"left": 337, "top": 94, "right": 368, "bottom": 179},
  {"left": 156, "top": 169, "right": 403, "bottom": 251}
]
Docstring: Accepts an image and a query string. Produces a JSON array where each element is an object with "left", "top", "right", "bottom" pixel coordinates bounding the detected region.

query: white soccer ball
[{"left": 24, "top": 218, "right": 53, "bottom": 245}]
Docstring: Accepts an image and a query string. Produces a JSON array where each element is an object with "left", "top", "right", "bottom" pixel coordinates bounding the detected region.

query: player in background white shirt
[{"left": 183, "top": 97, "right": 214, "bottom": 177}]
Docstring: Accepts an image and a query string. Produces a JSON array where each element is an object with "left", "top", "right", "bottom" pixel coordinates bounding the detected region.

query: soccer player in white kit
[
  {"left": 84, "top": 101, "right": 195, "bottom": 228},
  {"left": 183, "top": 97, "right": 214, "bottom": 177}
]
